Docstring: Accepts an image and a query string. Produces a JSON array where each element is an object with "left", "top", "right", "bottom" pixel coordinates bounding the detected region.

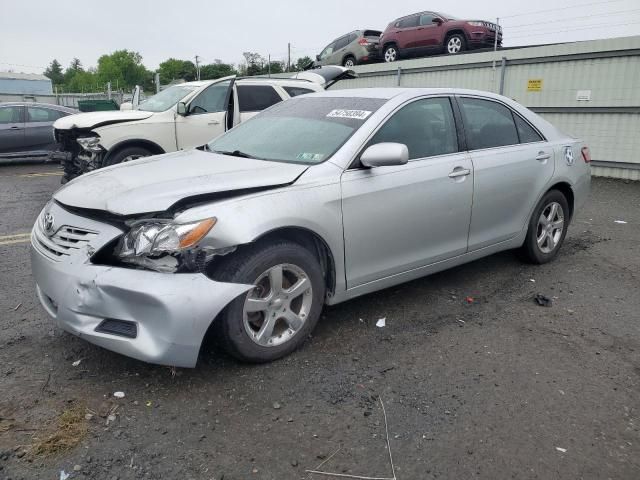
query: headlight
[
  {"left": 117, "top": 218, "right": 217, "bottom": 259},
  {"left": 467, "top": 21, "right": 485, "bottom": 27},
  {"left": 77, "top": 136, "right": 103, "bottom": 153}
]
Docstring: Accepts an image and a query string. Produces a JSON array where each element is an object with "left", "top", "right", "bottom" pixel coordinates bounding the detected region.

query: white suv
[{"left": 53, "top": 67, "right": 355, "bottom": 182}]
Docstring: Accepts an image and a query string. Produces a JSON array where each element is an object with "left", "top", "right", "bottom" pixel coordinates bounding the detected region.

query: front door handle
[
  {"left": 448, "top": 167, "right": 471, "bottom": 178},
  {"left": 536, "top": 152, "right": 551, "bottom": 161},
  {"left": 208, "top": 120, "right": 220, "bottom": 125},
  {"left": 9, "top": 126, "right": 21, "bottom": 130}
]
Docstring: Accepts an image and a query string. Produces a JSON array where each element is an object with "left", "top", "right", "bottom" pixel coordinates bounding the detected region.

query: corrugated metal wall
[{"left": 330, "top": 36, "right": 640, "bottom": 180}]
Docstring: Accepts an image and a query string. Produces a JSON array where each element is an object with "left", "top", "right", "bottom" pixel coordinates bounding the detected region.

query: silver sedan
[{"left": 30, "top": 88, "right": 591, "bottom": 367}]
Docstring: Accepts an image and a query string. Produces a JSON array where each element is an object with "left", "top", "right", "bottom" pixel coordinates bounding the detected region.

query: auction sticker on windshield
[{"left": 326, "top": 109, "right": 372, "bottom": 120}]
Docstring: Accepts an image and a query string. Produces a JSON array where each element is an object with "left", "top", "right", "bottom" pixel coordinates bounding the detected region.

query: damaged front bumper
[{"left": 30, "top": 203, "right": 252, "bottom": 368}]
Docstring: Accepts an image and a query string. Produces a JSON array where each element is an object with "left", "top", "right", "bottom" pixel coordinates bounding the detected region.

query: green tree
[
  {"left": 158, "top": 58, "right": 196, "bottom": 84},
  {"left": 294, "top": 56, "right": 314, "bottom": 71},
  {"left": 44, "top": 59, "right": 64, "bottom": 85},
  {"left": 199, "top": 62, "right": 237, "bottom": 80},
  {"left": 63, "top": 57, "right": 84, "bottom": 85},
  {"left": 96, "top": 50, "right": 151, "bottom": 90}
]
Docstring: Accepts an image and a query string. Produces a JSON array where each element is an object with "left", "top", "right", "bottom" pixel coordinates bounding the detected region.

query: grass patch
[{"left": 31, "top": 407, "right": 87, "bottom": 456}]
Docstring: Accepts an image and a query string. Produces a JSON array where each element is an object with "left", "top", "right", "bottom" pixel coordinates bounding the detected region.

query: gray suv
[{"left": 316, "top": 30, "right": 382, "bottom": 67}]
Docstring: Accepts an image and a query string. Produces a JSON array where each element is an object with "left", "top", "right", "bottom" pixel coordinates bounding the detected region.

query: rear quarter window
[{"left": 283, "top": 86, "right": 316, "bottom": 98}]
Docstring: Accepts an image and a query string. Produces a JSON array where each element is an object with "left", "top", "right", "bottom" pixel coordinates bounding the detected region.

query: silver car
[
  {"left": 316, "top": 30, "right": 382, "bottom": 67},
  {"left": 0, "top": 102, "right": 76, "bottom": 158},
  {"left": 30, "top": 88, "right": 591, "bottom": 367}
]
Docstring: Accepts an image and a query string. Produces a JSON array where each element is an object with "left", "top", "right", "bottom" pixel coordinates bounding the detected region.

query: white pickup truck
[{"left": 53, "top": 67, "right": 355, "bottom": 182}]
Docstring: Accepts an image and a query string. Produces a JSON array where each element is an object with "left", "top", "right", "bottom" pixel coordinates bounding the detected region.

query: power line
[
  {"left": 507, "top": 19, "right": 640, "bottom": 39},
  {"left": 505, "top": 8, "right": 640, "bottom": 28},
  {"left": 500, "top": 0, "right": 626, "bottom": 19}
]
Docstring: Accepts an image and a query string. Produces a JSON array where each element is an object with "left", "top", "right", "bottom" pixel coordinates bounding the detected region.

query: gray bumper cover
[{"left": 31, "top": 239, "right": 252, "bottom": 368}]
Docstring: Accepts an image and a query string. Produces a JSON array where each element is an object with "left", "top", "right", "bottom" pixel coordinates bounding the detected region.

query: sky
[{"left": 1, "top": 0, "right": 639, "bottom": 75}]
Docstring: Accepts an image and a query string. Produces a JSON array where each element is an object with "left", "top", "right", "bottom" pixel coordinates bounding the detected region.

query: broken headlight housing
[
  {"left": 77, "top": 135, "right": 103, "bottom": 153},
  {"left": 115, "top": 218, "right": 217, "bottom": 272}
]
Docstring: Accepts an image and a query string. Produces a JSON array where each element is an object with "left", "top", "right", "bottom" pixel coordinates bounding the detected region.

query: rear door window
[
  {"left": 237, "top": 85, "right": 283, "bottom": 112},
  {"left": 334, "top": 36, "right": 350, "bottom": 50},
  {"left": 368, "top": 97, "right": 458, "bottom": 160},
  {"left": 458, "top": 97, "right": 519, "bottom": 150}
]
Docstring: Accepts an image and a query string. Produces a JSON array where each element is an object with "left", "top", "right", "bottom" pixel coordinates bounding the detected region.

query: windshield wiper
[{"left": 212, "top": 149, "right": 260, "bottom": 159}]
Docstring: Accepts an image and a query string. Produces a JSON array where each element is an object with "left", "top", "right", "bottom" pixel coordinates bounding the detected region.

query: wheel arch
[
  {"left": 444, "top": 29, "right": 468, "bottom": 44},
  {"left": 103, "top": 139, "right": 165, "bottom": 163},
  {"left": 547, "top": 181, "right": 575, "bottom": 220},
  {"left": 342, "top": 53, "right": 356, "bottom": 66},
  {"left": 251, "top": 226, "right": 337, "bottom": 297},
  {"left": 382, "top": 41, "right": 399, "bottom": 51}
]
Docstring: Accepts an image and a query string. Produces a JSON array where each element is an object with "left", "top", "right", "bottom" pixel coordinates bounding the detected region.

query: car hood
[
  {"left": 53, "top": 110, "right": 155, "bottom": 130},
  {"left": 54, "top": 149, "right": 308, "bottom": 216}
]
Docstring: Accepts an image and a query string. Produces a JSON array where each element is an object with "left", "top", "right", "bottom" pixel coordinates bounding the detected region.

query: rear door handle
[
  {"left": 9, "top": 126, "right": 21, "bottom": 130},
  {"left": 448, "top": 167, "right": 471, "bottom": 178},
  {"left": 536, "top": 152, "right": 551, "bottom": 161},
  {"left": 208, "top": 120, "right": 220, "bottom": 125}
]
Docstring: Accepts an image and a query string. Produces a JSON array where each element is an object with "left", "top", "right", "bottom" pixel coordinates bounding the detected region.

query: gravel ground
[{"left": 0, "top": 164, "right": 638, "bottom": 480}]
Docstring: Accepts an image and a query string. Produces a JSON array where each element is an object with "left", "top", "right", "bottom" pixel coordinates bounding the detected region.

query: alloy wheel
[
  {"left": 536, "top": 202, "right": 565, "bottom": 254},
  {"left": 344, "top": 58, "right": 355, "bottom": 68},
  {"left": 243, "top": 263, "right": 313, "bottom": 347},
  {"left": 384, "top": 47, "right": 397, "bottom": 62},
  {"left": 447, "top": 36, "right": 462, "bottom": 54}
]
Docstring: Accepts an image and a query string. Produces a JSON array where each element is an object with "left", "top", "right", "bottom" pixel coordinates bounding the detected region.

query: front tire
[
  {"left": 212, "top": 241, "right": 325, "bottom": 363},
  {"left": 520, "top": 190, "right": 570, "bottom": 264},
  {"left": 103, "top": 146, "right": 152, "bottom": 167},
  {"left": 445, "top": 34, "right": 466, "bottom": 54},
  {"left": 383, "top": 45, "right": 398, "bottom": 62}
]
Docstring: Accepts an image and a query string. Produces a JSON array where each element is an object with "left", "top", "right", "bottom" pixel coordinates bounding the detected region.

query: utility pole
[
  {"left": 195, "top": 55, "right": 201, "bottom": 81},
  {"left": 155, "top": 72, "right": 160, "bottom": 93},
  {"left": 268, "top": 54, "right": 271, "bottom": 78},
  {"left": 287, "top": 43, "right": 291, "bottom": 72},
  {"left": 494, "top": 17, "right": 500, "bottom": 53}
]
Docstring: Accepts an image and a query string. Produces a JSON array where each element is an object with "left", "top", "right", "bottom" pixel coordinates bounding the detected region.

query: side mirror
[
  {"left": 360, "top": 143, "right": 408, "bottom": 168},
  {"left": 119, "top": 102, "right": 133, "bottom": 111},
  {"left": 176, "top": 101, "right": 188, "bottom": 116},
  {"left": 316, "top": 54, "right": 321, "bottom": 61},
  {"left": 432, "top": 17, "right": 443, "bottom": 25}
]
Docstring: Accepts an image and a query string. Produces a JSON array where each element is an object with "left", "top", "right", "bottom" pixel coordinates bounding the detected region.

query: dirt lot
[{"left": 0, "top": 164, "right": 638, "bottom": 480}]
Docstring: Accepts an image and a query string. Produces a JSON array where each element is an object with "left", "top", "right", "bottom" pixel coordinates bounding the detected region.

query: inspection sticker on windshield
[{"left": 326, "top": 109, "right": 372, "bottom": 120}]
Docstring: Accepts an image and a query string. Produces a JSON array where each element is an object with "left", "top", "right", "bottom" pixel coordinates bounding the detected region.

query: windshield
[
  {"left": 138, "top": 85, "right": 197, "bottom": 112},
  {"left": 208, "top": 97, "right": 386, "bottom": 164}
]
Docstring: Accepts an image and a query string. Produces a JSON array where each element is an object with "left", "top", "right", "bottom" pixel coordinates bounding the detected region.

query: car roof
[
  {"left": 309, "top": 87, "right": 500, "bottom": 98},
  {"left": 0, "top": 102, "right": 76, "bottom": 111},
  {"left": 179, "top": 77, "right": 318, "bottom": 88}
]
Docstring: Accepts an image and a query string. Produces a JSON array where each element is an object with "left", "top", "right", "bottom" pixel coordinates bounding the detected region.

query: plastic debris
[
  {"left": 273, "top": 401, "right": 281, "bottom": 410},
  {"left": 555, "top": 447, "right": 567, "bottom": 453},
  {"left": 376, "top": 318, "right": 386, "bottom": 328},
  {"left": 145, "top": 401, "right": 152, "bottom": 407},
  {"left": 465, "top": 296, "right": 474, "bottom": 304},
  {"left": 72, "top": 359, "right": 82, "bottom": 367},
  {"left": 534, "top": 294, "right": 553, "bottom": 307},
  {"left": 113, "top": 391, "right": 125, "bottom": 399},
  {"left": 60, "top": 470, "right": 70, "bottom": 480},
  {"left": 614, "top": 220, "right": 627, "bottom": 224},
  {"left": 529, "top": 279, "right": 536, "bottom": 283}
]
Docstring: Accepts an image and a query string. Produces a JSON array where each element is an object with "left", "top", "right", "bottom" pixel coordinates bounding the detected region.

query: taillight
[
  {"left": 358, "top": 38, "right": 369, "bottom": 46},
  {"left": 581, "top": 146, "right": 591, "bottom": 163}
]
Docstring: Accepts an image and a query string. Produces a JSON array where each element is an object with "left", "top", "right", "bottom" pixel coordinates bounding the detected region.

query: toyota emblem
[
  {"left": 564, "top": 146, "right": 574, "bottom": 166},
  {"left": 43, "top": 212, "right": 55, "bottom": 235}
]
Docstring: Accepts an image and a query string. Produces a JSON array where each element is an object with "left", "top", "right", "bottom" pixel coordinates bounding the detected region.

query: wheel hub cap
[
  {"left": 536, "top": 201, "right": 565, "bottom": 254},
  {"left": 243, "top": 263, "right": 313, "bottom": 347}
]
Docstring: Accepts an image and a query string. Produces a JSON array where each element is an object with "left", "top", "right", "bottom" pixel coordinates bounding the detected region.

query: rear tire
[
  {"left": 520, "top": 190, "right": 570, "bottom": 264},
  {"left": 343, "top": 56, "right": 356, "bottom": 68},
  {"left": 212, "top": 241, "right": 325, "bottom": 363},
  {"left": 103, "top": 146, "right": 152, "bottom": 167}
]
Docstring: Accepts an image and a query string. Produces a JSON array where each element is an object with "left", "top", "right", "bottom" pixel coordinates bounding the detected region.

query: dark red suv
[{"left": 380, "top": 11, "right": 502, "bottom": 62}]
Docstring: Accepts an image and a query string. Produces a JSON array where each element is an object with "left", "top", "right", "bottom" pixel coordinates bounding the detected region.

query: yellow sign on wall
[{"left": 527, "top": 79, "right": 543, "bottom": 92}]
